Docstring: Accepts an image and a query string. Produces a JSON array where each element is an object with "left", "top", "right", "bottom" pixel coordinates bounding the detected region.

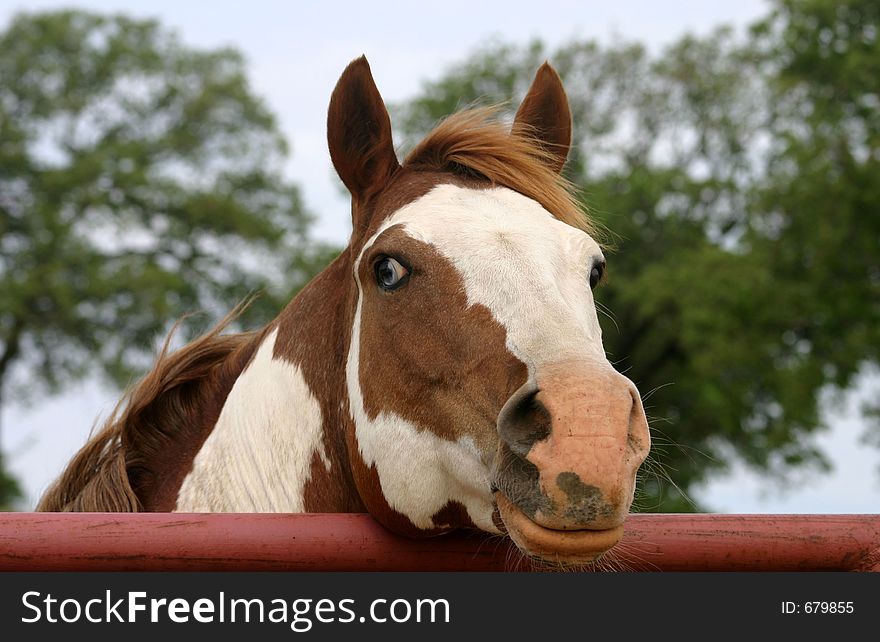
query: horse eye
[
  {"left": 375, "top": 256, "right": 409, "bottom": 291},
  {"left": 589, "top": 261, "right": 605, "bottom": 289}
]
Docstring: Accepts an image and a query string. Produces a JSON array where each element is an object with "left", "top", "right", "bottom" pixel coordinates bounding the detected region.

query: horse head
[{"left": 328, "top": 57, "right": 650, "bottom": 564}]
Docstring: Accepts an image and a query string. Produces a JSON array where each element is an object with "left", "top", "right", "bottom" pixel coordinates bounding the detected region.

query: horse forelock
[
  {"left": 348, "top": 105, "right": 598, "bottom": 257},
  {"left": 402, "top": 106, "right": 598, "bottom": 238}
]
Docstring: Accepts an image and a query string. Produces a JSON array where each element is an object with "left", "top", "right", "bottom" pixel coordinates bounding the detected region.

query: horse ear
[
  {"left": 328, "top": 56, "right": 400, "bottom": 218},
  {"left": 513, "top": 62, "right": 572, "bottom": 174}
]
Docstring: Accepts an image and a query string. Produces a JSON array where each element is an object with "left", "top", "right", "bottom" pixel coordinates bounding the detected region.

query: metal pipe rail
[{"left": 1, "top": 513, "right": 877, "bottom": 571}]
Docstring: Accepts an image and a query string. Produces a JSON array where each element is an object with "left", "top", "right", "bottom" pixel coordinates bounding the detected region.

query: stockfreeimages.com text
[{"left": 21, "top": 590, "right": 450, "bottom": 631}]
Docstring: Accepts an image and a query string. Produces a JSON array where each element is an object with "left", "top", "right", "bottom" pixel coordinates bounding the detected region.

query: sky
[{"left": 1, "top": 0, "right": 878, "bottom": 513}]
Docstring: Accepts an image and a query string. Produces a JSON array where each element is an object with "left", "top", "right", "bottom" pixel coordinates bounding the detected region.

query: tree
[
  {"left": 394, "top": 0, "right": 879, "bottom": 510},
  {"left": 750, "top": 0, "right": 880, "bottom": 440},
  {"left": 0, "top": 11, "right": 336, "bottom": 507}
]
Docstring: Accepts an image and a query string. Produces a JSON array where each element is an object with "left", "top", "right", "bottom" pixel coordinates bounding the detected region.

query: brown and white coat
[{"left": 39, "top": 57, "right": 650, "bottom": 565}]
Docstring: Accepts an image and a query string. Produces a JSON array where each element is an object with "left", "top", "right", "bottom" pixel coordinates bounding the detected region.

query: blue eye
[
  {"left": 590, "top": 261, "right": 605, "bottom": 289},
  {"left": 375, "top": 256, "right": 410, "bottom": 290}
]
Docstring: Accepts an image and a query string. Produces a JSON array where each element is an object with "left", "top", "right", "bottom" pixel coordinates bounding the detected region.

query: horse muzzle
[{"left": 492, "top": 360, "right": 650, "bottom": 564}]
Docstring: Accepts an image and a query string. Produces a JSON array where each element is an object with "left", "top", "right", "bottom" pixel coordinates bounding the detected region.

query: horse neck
[{"left": 174, "top": 251, "right": 364, "bottom": 513}]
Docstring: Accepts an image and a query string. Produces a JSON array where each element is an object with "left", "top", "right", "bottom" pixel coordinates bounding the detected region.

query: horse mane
[
  {"left": 37, "top": 305, "right": 259, "bottom": 512},
  {"left": 403, "top": 105, "right": 599, "bottom": 238}
]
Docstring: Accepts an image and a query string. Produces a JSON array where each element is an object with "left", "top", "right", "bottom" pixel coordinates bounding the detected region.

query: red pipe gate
[{"left": 1, "top": 513, "right": 877, "bottom": 571}]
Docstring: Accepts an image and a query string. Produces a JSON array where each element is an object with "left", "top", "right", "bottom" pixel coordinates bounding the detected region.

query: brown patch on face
[{"left": 357, "top": 229, "right": 527, "bottom": 453}]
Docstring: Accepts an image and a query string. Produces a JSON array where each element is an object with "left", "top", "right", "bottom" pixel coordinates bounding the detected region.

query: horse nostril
[{"left": 497, "top": 381, "right": 551, "bottom": 458}]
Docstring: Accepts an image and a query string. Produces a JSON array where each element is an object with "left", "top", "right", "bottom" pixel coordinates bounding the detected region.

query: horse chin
[{"left": 494, "top": 491, "right": 624, "bottom": 566}]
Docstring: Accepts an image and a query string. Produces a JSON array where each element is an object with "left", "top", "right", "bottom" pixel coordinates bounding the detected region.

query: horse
[{"left": 38, "top": 56, "right": 651, "bottom": 566}]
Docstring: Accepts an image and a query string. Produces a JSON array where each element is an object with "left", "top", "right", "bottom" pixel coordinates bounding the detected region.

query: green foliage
[
  {"left": 395, "top": 0, "right": 879, "bottom": 511},
  {"left": 0, "top": 452, "right": 22, "bottom": 510},
  {"left": 0, "top": 11, "right": 336, "bottom": 507},
  {"left": 749, "top": 0, "right": 880, "bottom": 476}
]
